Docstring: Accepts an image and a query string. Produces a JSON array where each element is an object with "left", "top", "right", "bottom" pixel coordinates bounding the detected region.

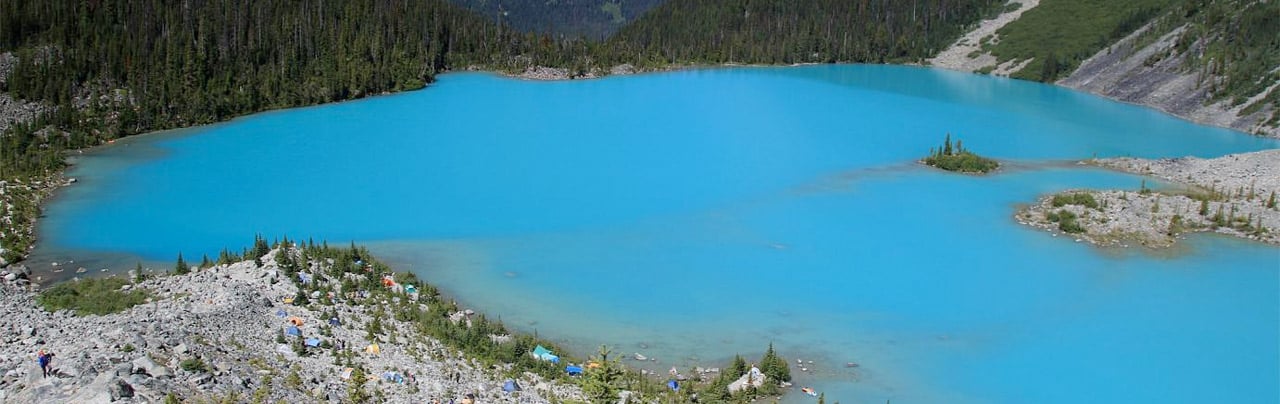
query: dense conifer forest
[
  {"left": 0, "top": 0, "right": 602, "bottom": 178},
  {"left": 608, "top": 0, "right": 1003, "bottom": 65},
  {"left": 448, "top": 0, "right": 663, "bottom": 39}
]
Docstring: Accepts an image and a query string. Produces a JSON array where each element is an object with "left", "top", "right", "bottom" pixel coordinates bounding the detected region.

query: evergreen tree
[
  {"left": 347, "top": 366, "right": 370, "bottom": 403},
  {"left": 174, "top": 252, "right": 189, "bottom": 275},
  {"left": 730, "top": 354, "right": 748, "bottom": 378},
  {"left": 582, "top": 345, "right": 625, "bottom": 402},
  {"left": 759, "top": 342, "right": 791, "bottom": 383},
  {"left": 1268, "top": 191, "right": 1276, "bottom": 209}
]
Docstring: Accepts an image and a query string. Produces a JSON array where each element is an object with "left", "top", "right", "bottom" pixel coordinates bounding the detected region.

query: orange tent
[{"left": 288, "top": 317, "right": 304, "bottom": 326}]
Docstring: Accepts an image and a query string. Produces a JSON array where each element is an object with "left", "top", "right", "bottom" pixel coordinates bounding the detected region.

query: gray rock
[
  {"left": 173, "top": 343, "right": 189, "bottom": 355},
  {"left": 190, "top": 372, "right": 213, "bottom": 386},
  {"left": 108, "top": 378, "right": 133, "bottom": 400},
  {"left": 114, "top": 363, "right": 133, "bottom": 377},
  {"left": 131, "top": 356, "right": 172, "bottom": 379}
]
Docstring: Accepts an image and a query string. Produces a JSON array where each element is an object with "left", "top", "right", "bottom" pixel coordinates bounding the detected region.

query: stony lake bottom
[{"left": 31, "top": 65, "right": 1280, "bottom": 403}]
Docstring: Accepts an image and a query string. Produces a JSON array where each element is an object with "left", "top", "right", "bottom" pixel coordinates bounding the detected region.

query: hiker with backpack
[{"left": 37, "top": 349, "right": 54, "bottom": 378}]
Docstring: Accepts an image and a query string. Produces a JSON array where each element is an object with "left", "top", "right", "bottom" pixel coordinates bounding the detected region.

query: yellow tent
[{"left": 364, "top": 344, "right": 381, "bottom": 355}]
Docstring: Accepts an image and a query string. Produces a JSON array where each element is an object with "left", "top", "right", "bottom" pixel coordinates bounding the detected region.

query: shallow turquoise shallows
[{"left": 34, "top": 65, "right": 1280, "bottom": 403}]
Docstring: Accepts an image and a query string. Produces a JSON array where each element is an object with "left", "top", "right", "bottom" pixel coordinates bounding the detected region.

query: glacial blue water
[{"left": 33, "top": 65, "right": 1280, "bottom": 403}]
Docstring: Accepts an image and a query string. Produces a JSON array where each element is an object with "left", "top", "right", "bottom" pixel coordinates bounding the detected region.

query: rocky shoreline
[
  {"left": 1017, "top": 150, "right": 1280, "bottom": 248},
  {"left": 0, "top": 249, "right": 586, "bottom": 403}
]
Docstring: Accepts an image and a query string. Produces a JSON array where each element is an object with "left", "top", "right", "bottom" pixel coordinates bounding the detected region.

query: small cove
[{"left": 31, "top": 65, "right": 1280, "bottom": 403}]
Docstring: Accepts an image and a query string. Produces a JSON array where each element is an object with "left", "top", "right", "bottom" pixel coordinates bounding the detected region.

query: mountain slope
[
  {"left": 1060, "top": 0, "right": 1279, "bottom": 136},
  {"left": 930, "top": 0, "right": 1279, "bottom": 137}
]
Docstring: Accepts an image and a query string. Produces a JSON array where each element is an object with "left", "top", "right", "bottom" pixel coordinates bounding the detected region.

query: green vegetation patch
[
  {"left": 923, "top": 134, "right": 999, "bottom": 174},
  {"left": 37, "top": 277, "right": 150, "bottom": 316},
  {"left": 989, "top": 0, "right": 1176, "bottom": 82},
  {"left": 1046, "top": 209, "right": 1086, "bottom": 234},
  {"left": 1051, "top": 192, "right": 1100, "bottom": 209}
]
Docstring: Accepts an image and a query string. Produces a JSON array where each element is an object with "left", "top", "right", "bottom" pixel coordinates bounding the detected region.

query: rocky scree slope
[{"left": 0, "top": 249, "right": 585, "bottom": 403}]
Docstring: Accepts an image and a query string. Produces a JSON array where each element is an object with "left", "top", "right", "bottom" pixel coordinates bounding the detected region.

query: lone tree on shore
[{"left": 173, "top": 252, "right": 189, "bottom": 275}]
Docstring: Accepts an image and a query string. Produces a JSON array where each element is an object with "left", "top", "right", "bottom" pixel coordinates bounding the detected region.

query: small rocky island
[
  {"left": 1018, "top": 150, "right": 1279, "bottom": 248},
  {"left": 922, "top": 134, "right": 1000, "bottom": 174}
]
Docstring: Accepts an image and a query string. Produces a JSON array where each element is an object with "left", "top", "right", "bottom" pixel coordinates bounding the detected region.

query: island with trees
[{"left": 922, "top": 133, "right": 1000, "bottom": 174}]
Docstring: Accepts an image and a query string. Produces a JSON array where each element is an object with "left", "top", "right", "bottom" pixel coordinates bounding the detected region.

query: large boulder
[
  {"left": 131, "top": 356, "right": 173, "bottom": 379},
  {"left": 108, "top": 378, "right": 134, "bottom": 400}
]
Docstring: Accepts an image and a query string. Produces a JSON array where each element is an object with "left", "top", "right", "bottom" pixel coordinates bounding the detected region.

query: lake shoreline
[{"left": 3, "top": 61, "right": 1275, "bottom": 270}]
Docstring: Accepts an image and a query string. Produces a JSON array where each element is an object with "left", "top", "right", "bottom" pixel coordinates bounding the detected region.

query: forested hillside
[
  {"left": 985, "top": 0, "right": 1177, "bottom": 82},
  {"left": 0, "top": 0, "right": 595, "bottom": 178},
  {"left": 608, "top": 0, "right": 1003, "bottom": 66},
  {"left": 449, "top": 0, "right": 663, "bottom": 38}
]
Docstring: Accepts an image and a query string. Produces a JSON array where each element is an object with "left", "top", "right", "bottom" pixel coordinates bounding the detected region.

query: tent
[
  {"left": 328, "top": 317, "right": 341, "bottom": 326},
  {"left": 304, "top": 338, "right": 321, "bottom": 347},
  {"left": 565, "top": 365, "right": 583, "bottom": 376},
  {"left": 404, "top": 285, "right": 418, "bottom": 295},
  {"left": 364, "top": 344, "right": 381, "bottom": 355},
  {"left": 285, "top": 326, "right": 301, "bottom": 337},
  {"left": 531, "top": 345, "right": 559, "bottom": 364},
  {"left": 382, "top": 371, "right": 404, "bottom": 384},
  {"left": 503, "top": 379, "right": 522, "bottom": 392},
  {"left": 275, "top": 309, "right": 287, "bottom": 318},
  {"left": 340, "top": 368, "right": 354, "bottom": 380},
  {"left": 667, "top": 380, "right": 679, "bottom": 391},
  {"left": 298, "top": 273, "right": 313, "bottom": 285},
  {"left": 288, "top": 316, "right": 304, "bottom": 326}
]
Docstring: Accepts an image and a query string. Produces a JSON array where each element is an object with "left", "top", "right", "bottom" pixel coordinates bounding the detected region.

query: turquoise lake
[{"left": 32, "top": 65, "right": 1280, "bottom": 403}]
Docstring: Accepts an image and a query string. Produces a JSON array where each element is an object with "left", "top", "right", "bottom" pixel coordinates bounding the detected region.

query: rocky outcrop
[
  {"left": 1059, "top": 24, "right": 1279, "bottom": 138},
  {"left": 0, "top": 251, "right": 585, "bottom": 403},
  {"left": 0, "top": 53, "right": 51, "bottom": 136}
]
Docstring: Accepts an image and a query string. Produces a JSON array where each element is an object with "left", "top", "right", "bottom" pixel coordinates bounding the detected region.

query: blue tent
[
  {"left": 503, "top": 379, "right": 522, "bottom": 392},
  {"left": 297, "top": 273, "right": 312, "bottom": 285},
  {"left": 328, "top": 317, "right": 341, "bottom": 326},
  {"left": 304, "top": 338, "right": 321, "bottom": 347},
  {"left": 285, "top": 326, "right": 301, "bottom": 337},
  {"left": 532, "top": 345, "right": 559, "bottom": 364},
  {"left": 275, "top": 309, "right": 287, "bottom": 318},
  {"left": 382, "top": 371, "right": 404, "bottom": 384},
  {"left": 667, "top": 380, "right": 679, "bottom": 391},
  {"left": 565, "top": 365, "right": 583, "bottom": 376}
]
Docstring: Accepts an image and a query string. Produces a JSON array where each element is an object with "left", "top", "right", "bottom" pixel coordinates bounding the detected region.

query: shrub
[
  {"left": 1051, "top": 193, "right": 1099, "bottom": 209},
  {"left": 180, "top": 357, "right": 209, "bottom": 373},
  {"left": 37, "top": 277, "right": 150, "bottom": 316}
]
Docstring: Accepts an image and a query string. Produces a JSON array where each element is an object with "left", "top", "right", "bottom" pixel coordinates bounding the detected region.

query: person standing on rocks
[{"left": 37, "top": 349, "right": 53, "bottom": 378}]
